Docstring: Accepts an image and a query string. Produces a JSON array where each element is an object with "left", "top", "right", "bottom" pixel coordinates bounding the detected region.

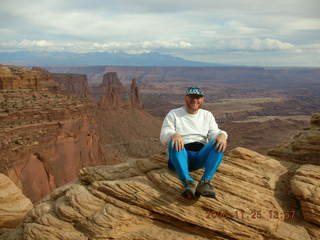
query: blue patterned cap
[{"left": 185, "top": 86, "right": 205, "bottom": 96}]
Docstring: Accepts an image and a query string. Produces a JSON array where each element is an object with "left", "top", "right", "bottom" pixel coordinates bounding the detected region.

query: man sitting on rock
[{"left": 160, "top": 86, "right": 228, "bottom": 199}]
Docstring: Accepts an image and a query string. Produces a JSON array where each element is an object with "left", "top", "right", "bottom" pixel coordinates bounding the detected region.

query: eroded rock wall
[
  {"left": 1, "top": 149, "right": 316, "bottom": 240},
  {"left": 268, "top": 112, "right": 320, "bottom": 165},
  {"left": 130, "top": 78, "right": 143, "bottom": 109},
  {"left": 0, "top": 66, "right": 118, "bottom": 202},
  {"left": 0, "top": 65, "right": 58, "bottom": 91},
  {"left": 98, "top": 72, "right": 127, "bottom": 109},
  {"left": 0, "top": 89, "right": 114, "bottom": 202},
  {"left": 51, "top": 73, "right": 90, "bottom": 97}
]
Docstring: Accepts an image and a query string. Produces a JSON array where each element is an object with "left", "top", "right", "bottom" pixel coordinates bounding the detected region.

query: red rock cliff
[
  {"left": 130, "top": 78, "right": 143, "bottom": 109},
  {"left": 51, "top": 73, "right": 90, "bottom": 97},
  {"left": 98, "top": 72, "right": 127, "bottom": 109},
  {"left": 95, "top": 72, "right": 162, "bottom": 159},
  {"left": 0, "top": 65, "right": 58, "bottom": 91},
  {"left": 0, "top": 66, "right": 116, "bottom": 202}
]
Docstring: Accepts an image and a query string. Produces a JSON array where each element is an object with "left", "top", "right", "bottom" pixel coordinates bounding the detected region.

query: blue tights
[{"left": 168, "top": 140, "right": 224, "bottom": 183}]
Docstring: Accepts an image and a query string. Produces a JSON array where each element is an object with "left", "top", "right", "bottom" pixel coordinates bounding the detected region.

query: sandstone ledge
[
  {"left": 291, "top": 164, "right": 320, "bottom": 226},
  {"left": 268, "top": 113, "right": 320, "bottom": 165},
  {"left": 2, "top": 148, "right": 314, "bottom": 240},
  {"left": 0, "top": 174, "right": 32, "bottom": 228}
]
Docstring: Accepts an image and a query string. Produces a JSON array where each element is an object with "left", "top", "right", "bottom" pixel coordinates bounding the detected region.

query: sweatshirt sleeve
[
  {"left": 160, "top": 111, "right": 176, "bottom": 145},
  {"left": 207, "top": 112, "right": 228, "bottom": 141}
]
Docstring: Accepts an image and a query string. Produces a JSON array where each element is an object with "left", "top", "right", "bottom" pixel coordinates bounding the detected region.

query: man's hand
[
  {"left": 172, "top": 133, "right": 184, "bottom": 151},
  {"left": 215, "top": 133, "right": 227, "bottom": 152}
]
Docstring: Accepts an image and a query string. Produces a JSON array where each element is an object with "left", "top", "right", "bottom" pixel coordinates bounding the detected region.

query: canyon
[
  {"left": 48, "top": 66, "right": 320, "bottom": 154},
  {"left": 0, "top": 64, "right": 319, "bottom": 239},
  {"left": 0, "top": 65, "right": 161, "bottom": 203},
  {"left": 1, "top": 113, "right": 319, "bottom": 240}
]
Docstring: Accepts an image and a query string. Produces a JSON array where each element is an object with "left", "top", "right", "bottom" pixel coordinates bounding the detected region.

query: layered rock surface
[
  {"left": 0, "top": 88, "right": 113, "bottom": 202},
  {"left": 130, "top": 78, "right": 143, "bottom": 109},
  {"left": 0, "top": 66, "right": 117, "bottom": 202},
  {"left": 0, "top": 174, "right": 32, "bottom": 228},
  {"left": 2, "top": 148, "right": 318, "bottom": 240},
  {"left": 268, "top": 113, "right": 320, "bottom": 239},
  {"left": 268, "top": 113, "right": 320, "bottom": 165},
  {"left": 291, "top": 164, "right": 320, "bottom": 228},
  {"left": 98, "top": 72, "right": 127, "bottom": 109},
  {"left": 0, "top": 65, "right": 58, "bottom": 91},
  {"left": 96, "top": 72, "right": 162, "bottom": 159},
  {"left": 0, "top": 66, "right": 163, "bottom": 202},
  {"left": 51, "top": 73, "right": 90, "bottom": 97}
]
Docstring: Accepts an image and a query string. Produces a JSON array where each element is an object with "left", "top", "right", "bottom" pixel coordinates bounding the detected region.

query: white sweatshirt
[{"left": 160, "top": 106, "right": 228, "bottom": 145}]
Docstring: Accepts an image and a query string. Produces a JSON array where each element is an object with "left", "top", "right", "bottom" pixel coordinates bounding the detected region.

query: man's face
[{"left": 185, "top": 94, "right": 204, "bottom": 112}]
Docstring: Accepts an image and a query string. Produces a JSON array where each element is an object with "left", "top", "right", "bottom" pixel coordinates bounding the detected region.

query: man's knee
[
  {"left": 209, "top": 140, "right": 225, "bottom": 155},
  {"left": 168, "top": 141, "right": 186, "bottom": 153}
]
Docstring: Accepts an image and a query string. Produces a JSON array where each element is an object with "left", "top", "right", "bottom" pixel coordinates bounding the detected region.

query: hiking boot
[
  {"left": 182, "top": 180, "right": 197, "bottom": 199},
  {"left": 196, "top": 179, "right": 216, "bottom": 198}
]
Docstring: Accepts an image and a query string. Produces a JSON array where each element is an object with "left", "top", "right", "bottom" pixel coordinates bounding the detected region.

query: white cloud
[
  {"left": 17, "top": 39, "right": 55, "bottom": 48},
  {"left": 0, "top": 0, "right": 319, "bottom": 66},
  {"left": 208, "top": 38, "right": 295, "bottom": 51},
  {"left": 225, "top": 21, "right": 256, "bottom": 34},
  {"left": 288, "top": 18, "right": 320, "bottom": 31},
  {"left": 0, "top": 39, "right": 193, "bottom": 52}
]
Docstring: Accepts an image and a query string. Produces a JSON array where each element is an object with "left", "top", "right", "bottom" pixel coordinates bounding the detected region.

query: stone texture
[
  {"left": 305, "top": 223, "right": 320, "bottom": 240},
  {"left": 30, "top": 67, "right": 59, "bottom": 92},
  {"left": 99, "top": 72, "right": 127, "bottom": 109},
  {"left": 0, "top": 65, "right": 58, "bottom": 91},
  {"left": 2, "top": 148, "right": 315, "bottom": 240},
  {"left": 130, "top": 78, "right": 143, "bottom": 109},
  {"left": 51, "top": 73, "right": 90, "bottom": 97},
  {"left": 0, "top": 84, "right": 116, "bottom": 202},
  {"left": 95, "top": 73, "right": 162, "bottom": 159},
  {"left": 0, "top": 174, "right": 32, "bottom": 228},
  {"left": 0, "top": 66, "right": 163, "bottom": 202},
  {"left": 268, "top": 113, "right": 320, "bottom": 165},
  {"left": 291, "top": 164, "right": 320, "bottom": 226}
]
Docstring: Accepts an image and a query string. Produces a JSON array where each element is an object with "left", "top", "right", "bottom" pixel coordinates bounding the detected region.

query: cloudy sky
[{"left": 1, "top": 0, "right": 319, "bottom": 66}]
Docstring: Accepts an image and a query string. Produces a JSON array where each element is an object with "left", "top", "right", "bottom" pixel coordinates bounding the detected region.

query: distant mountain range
[{"left": 0, "top": 51, "right": 227, "bottom": 67}]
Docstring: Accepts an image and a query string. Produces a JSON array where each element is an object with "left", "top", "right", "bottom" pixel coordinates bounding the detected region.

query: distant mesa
[
  {"left": 0, "top": 65, "right": 92, "bottom": 98},
  {"left": 0, "top": 65, "right": 58, "bottom": 91},
  {"left": 51, "top": 73, "right": 90, "bottom": 97},
  {"left": 98, "top": 72, "right": 144, "bottom": 110}
]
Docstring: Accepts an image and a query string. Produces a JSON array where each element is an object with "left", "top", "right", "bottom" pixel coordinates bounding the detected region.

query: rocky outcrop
[
  {"left": 99, "top": 72, "right": 127, "bottom": 109},
  {"left": 130, "top": 78, "right": 143, "bottom": 109},
  {"left": 0, "top": 65, "right": 58, "bottom": 91},
  {"left": 30, "top": 67, "right": 59, "bottom": 92},
  {"left": 268, "top": 113, "right": 320, "bottom": 165},
  {"left": 51, "top": 73, "right": 90, "bottom": 97},
  {"left": 95, "top": 73, "right": 162, "bottom": 159},
  {"left": 291, "top": 165, "right": 320, "bottom": 226},
  {"left": 0, "top": 88, "right": 115, "bottom": 202},
  {"left": 2, "top": 148, "right": 316, "bottom": 240},
  {"left": 0, "top": 66, "right": 121, "bottom": 202},
  {"left": 0, "top": 174, "right": 32, "bottom": 228},
  {"left": 0, "top": 67, "right": 162, "bottom": 202}
]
